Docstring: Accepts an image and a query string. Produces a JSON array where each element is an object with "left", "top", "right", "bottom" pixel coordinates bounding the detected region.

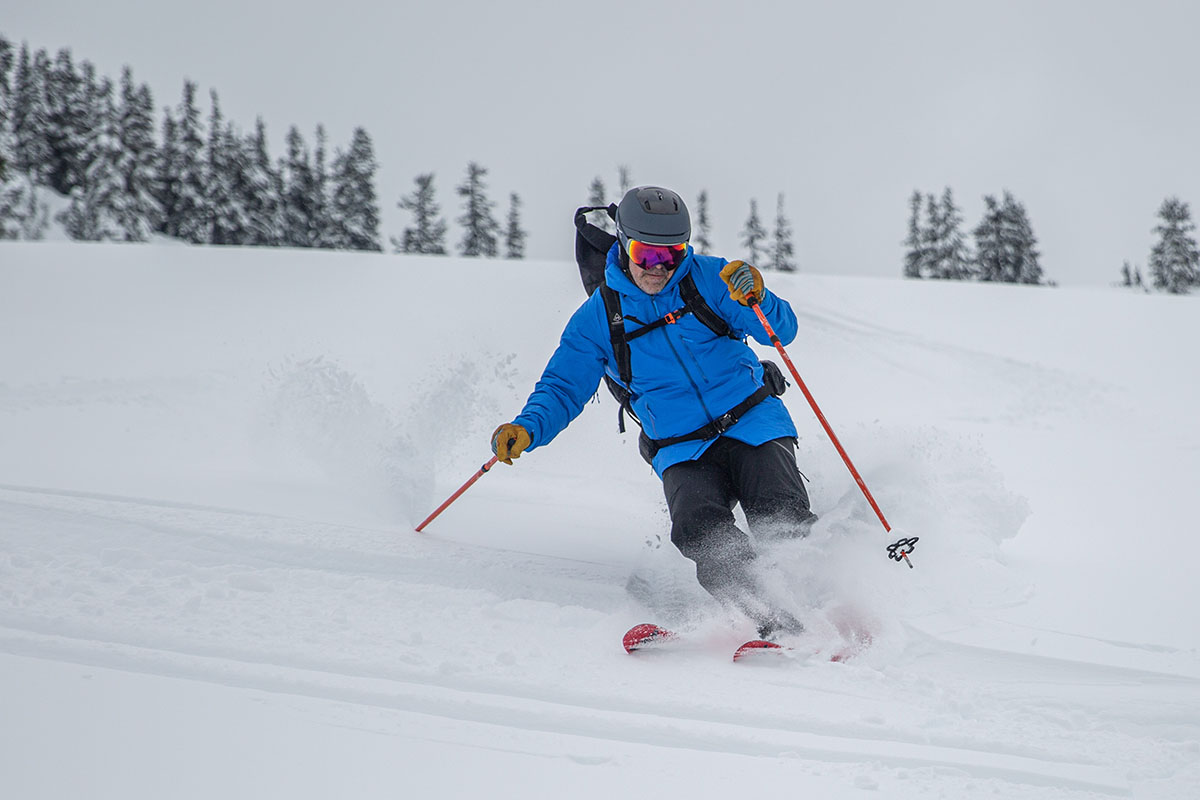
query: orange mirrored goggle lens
[{"left": 627, "top": 240, "right": 687, "bottom": 270}]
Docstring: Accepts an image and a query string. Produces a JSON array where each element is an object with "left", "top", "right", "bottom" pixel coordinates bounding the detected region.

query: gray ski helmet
[{"left": 615, "top": 186, "right": 691, "bottom": 250}]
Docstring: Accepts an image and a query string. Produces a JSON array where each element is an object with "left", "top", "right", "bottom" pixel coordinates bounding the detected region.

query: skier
[{"left": 491, "top": 186, "right": 816, "bottom": 638}]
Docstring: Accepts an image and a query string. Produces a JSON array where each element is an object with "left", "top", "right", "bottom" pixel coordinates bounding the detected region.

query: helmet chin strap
[{"left": 617, "top": 244, "right": 633, "bottom": 277}]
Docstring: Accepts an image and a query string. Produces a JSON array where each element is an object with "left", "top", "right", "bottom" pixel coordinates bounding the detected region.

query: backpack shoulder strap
[
  {"left": 679, "top": 272, "right": 735, "bottom": 339},
  {"left": 597, "top": 283, "right": 632, "bottom": 386}
]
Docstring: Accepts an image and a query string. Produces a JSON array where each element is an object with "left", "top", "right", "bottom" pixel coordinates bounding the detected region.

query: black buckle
[{"left": 713, "top": 412, "right": 737, "bottom": 433}]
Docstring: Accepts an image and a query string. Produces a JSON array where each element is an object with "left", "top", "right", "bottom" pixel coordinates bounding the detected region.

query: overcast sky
[{"left": 7, "top": 0, "right": 1200, "bottom": 285}]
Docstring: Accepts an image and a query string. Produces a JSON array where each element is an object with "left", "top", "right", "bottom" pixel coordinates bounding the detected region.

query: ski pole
[
  {"left": 747, "top": 295, "right": 894, "bottom": 536},
  {"left": 415, "top": 456, "right": 499, "bottom": 532}
]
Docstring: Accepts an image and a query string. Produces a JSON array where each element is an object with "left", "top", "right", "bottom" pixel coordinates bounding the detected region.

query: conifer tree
[
  {"left": 1120, "top": 261, "right": 1133, "bottom": 288},
  {"left": 242, "top": 118, "right": 282, "bottom": 246},
  {"left": 902, "top": 190, "right": 925, "bottom": 278},
  {"left": 393, "top": 173, "right": 447, "bottom": 254},
  {"left": 155, "top": 111, "right": 179, "bottom": 235},
  {"left": 973, "top": 192, "right": 1044, "bottom": 284},
  {"left": 112, "top": 67, "right": 160, "bottom": 240},
  {"left": 588, "top": 176, "right": 613, "bottom": 233},
  {"left": 769, "top": 192, "right": 796, "bottom": 272},
  {"left": 693, "top": 190, "right": 713, "bottom": 253},
  {"left": 280, "top": 125, "right": 319, "bottom": 247},
  {"left": 928, "top": 188, "right": 972, "bottom": 279},
  {"left": 0, "top": 35, "right": 14, "bottom": 174},
  {"left": 1148, "top": 197, "right": 1200, "bottom": 294},
  {"left": 204, "top": 90, "right": 246, "bottom": 244},
  {"left": 43, "top": 48, "right": 91, "bottom": 195},
  {"left": 740, "top": 198, "right": 767, "bottom": 265},
  {"left": 11, "top": 46, "right": 53, "bottom": 185},
  {"left": 312, "top": 125, "right": 334, "bottom": 248},
  {"left": 1002, "top": 192, "right": 1043, "bottom": 284},
  {"left": 328, "top": 127, "right": 381, "bottom": 251},
  {"left": 504, "top": 192, "right": 527, "bottom": 259},
  {"left": 923, "top": 193, "right": 944, "bottom": 277},
  {"left": 0, "top": 36, "right": 32, "bottom": 238},
  {"left": 157, "top": 81, "right": 208, "bottom": 243},
  {"left": 62, "top": 72, "right": 128, "bottom": 240},
  {"left": 457, "top": 161, "right": 499, "bottom": 257}
]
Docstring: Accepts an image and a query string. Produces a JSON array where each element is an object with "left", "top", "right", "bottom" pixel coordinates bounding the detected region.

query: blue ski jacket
[{"left": 514, "top": 244, "right": 800, "bottom": 477}]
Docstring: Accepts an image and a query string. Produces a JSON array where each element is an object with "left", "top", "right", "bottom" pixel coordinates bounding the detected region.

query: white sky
[{"left": 7, "top": 0, "right": 1200, "bottom": 284}]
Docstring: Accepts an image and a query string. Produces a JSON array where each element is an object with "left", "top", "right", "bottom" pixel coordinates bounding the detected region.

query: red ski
[
  {"left": 622, "top": 623, "right": 678, "bottom": 653},
  {"left": 732, "top": 639, "right": 788, "bottom": 662},
  {"left": 623, "top": 621, "right": 872, "bottom": 663}
]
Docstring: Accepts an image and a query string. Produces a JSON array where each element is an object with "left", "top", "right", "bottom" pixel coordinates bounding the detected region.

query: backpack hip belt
[{"left": 637, "top": 384, "right": 773, "bottom": 463}]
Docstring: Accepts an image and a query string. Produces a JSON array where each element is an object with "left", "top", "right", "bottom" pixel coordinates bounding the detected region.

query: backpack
[{"left": 573, "top": 206, "right": 788, "bottom": 463}]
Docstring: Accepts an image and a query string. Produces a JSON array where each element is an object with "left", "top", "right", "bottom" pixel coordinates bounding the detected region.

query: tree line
[
  {"left": 903, "top": 188, "right": 1047, "bottom": 285},
  {"left": 903, "top": 187, "right": 1200, "bottom": 294},
  {"left": 0, "top": 34, "right": 527, "bottom": 257}
]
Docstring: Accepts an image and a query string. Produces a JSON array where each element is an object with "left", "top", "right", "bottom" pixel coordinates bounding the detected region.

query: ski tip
[
  {"left": 732, "top": 639, "right": 787, "bottom": 662},
  {"left": 623, "top": 623, "right": 675, "bottom": 653}
]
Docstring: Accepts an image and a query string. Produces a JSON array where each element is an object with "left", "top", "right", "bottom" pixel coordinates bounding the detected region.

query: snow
[{"left": 1, "top": 240, "right": 1198, "bottom": 799}]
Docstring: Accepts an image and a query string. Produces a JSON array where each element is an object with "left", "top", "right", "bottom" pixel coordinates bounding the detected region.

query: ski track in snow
[{"left": 3, "top": 484, "right": 1198, "bottom": 798}]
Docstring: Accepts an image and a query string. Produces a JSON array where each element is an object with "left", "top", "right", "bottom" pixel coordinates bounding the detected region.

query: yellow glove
[
  {"left": 491, "top": 423, "right": 531, "bottom": 465},
  {"left": 719, "top": 261, "right": 765, "bottom": 306}
]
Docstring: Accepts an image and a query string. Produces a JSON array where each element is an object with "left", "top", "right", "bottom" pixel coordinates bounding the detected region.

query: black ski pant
[{"left": 661, "top": 436, "right": 816, "bottom": 618}]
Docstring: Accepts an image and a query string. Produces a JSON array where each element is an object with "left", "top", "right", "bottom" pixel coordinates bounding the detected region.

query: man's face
[
  {"left": 625, "top": 239, "right": 687, "bottom": 295},
  {"left": 630, "top": 261, "right": 676, "bottom": 294}
]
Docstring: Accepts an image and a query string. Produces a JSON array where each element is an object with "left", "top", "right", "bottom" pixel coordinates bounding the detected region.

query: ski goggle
[{"left": 627, "top": 239, "right": 688, "bottom": 270}]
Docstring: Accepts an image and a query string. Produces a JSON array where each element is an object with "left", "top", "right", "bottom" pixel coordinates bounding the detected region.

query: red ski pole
[
  {"left": 747, "top": 296, "right": 894, "bottom": 536},
  {"left": 415, "top": 456, "right": 499, "bottom": 532}
]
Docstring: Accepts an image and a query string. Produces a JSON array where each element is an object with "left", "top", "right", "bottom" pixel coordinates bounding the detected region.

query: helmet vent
[{"left": 638, "top": 188, "right": 680, "bottom": 215}]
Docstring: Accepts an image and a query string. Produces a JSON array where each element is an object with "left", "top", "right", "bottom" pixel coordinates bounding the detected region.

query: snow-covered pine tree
[
  {"left": 1120, "top": 261, "right": 1133, "bottom": 288},
  {"left": 973, "top": 192, "right": 1044, "bottom": 284},
  {"left": 204, "top": 90, "right": 245, "bottom": 245},
  {"left": 0, "top": 35, "right": 35, "bottom": 239},
  {"left": 59, "top": 73, "right": 124, "bottom": 241},
  {"left": 740, "top": 198, "right": 767, "bottom": 265},
  {"left": 43, "top": 49, "right": 94, "bottom": 197},
  {"left": 0, "top": 41, "right": 47, "bottom": 241},
  {"left": 1002, "top": 192, "right": 1043, "bottom": 284},
  {"left": 504, "top": 192, "right": 526, "bottom": 259},
  {"left": 312, "top": 125, "right": 334, "bottom": 248},
  {"left": 1148, "top": 197, "right": 1200, "bottom": 294},
  {"left": 155, "top": 110, "right": 179, "bottom": 236},
  {"left": 902, "top": 190, "right": 925, "bottom": 278},
  {"left": 242, "top": 118, "right": 283, "bottom": 246},
  {"left": 10, "top": 45, "right": 53, "bottom": 186},
  {"left": 393, "top": 173, "right": 447, "bottom": 255},
  {"left": 769, "top": 192, "right": 796, "bottom": 272},
  {"left": 587, "top": 176, "right": 613, "bottom": 234},
  {"left": 280, "top": 125, "right": 319, "bottom": 248},
  {"left": 929, "top": 188, "right": 973, "bottom": 279},
  {"left": 157, "top": 81, "right": 208, "bottom": 243},
  {"left": 0, "top": 35, "right": 14, "bottom": 163},
  {"left": 457, "top": 161, "right": 499, "bottom": 257},
  {"left": 923, "top": 193, "right": 944, "bottom": 278},
  {"left": 112, "top": 67, "right": 160, "bottom": 241},
  {"left": 973, "top": 194, "right": 1005, "bottom": 282},
  {"left": 328, "top": 127, "right": 381, "bottom": 251},
  {"left": 693, "top": 190, "right": 713, "bottom": 253}
]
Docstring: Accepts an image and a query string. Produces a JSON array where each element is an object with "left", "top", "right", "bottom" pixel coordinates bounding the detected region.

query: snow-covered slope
[{"left": 1, "top": 241, "right": 1197, "bottom": 799}]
